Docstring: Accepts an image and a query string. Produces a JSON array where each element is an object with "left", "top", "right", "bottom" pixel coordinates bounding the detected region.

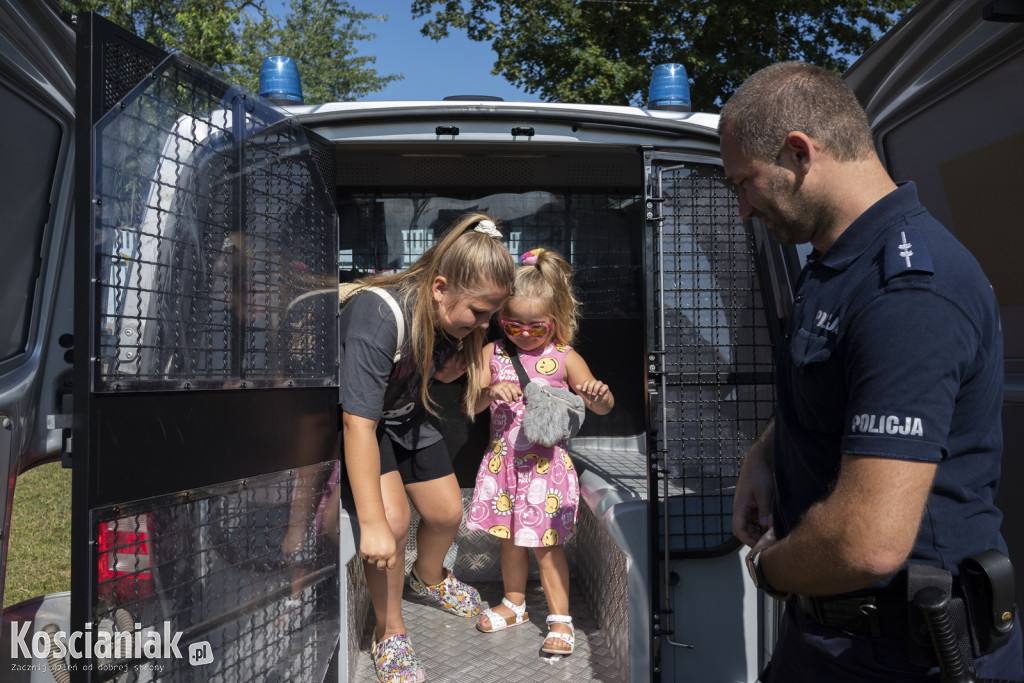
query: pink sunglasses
[{"left": 501, "top": 319, "right": 552, "bottom": 338}]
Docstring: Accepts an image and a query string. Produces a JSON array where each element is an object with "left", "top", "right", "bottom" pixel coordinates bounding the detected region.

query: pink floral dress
[{"left": 466, "top": 340, "right": 579, "bottom": 547}]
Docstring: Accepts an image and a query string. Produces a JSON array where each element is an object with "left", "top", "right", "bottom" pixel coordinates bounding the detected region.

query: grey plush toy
[
  {"left": 521, "top": 381, "right": 586, "bottom": 448},
  {"left": 507, "top": 347, "right": 586, "bottom": 448}
]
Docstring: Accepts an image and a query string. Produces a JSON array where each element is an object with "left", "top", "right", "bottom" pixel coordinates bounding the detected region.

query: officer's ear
[{"left": 778, "top": 131, "right": 816, "bottom": 179}]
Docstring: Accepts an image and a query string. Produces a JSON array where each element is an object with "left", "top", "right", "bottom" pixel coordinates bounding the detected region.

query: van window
[
  {"left": 0, "top": 83, "right": 62, "bottom": 362},
  {"left": 338, "top": 191, "right": 644, "bottom": 319}
]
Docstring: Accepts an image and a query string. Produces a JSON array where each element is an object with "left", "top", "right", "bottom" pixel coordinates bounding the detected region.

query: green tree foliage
[
  {"left": 232, "top": 0, "right": 401, "bottom": 102},
  {"left": 410, "top": 0, "right": 918, "bottom": 110},
  {"left": 59, "top": 0, "right": 401, "bottom": 103},
  {"left": 59, "top": 0, "right": 253, "bottom": 67}
]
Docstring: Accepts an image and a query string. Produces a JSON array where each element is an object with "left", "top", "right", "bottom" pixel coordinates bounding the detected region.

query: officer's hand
[
  {"left": 733, "top": 439, "right": 775, "bottom": 548},
  {"left": 749, "top": 525, "right": 778, "bottom": 555}
]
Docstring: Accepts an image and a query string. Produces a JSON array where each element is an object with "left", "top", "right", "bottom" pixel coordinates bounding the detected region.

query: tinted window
[
  {"left": 881, "top": 56, "right": 1024, "bottom": 357},
  {"left": 0, "top": 83, "right": 61, "bottom": 362},
  {"left": 338, "top": 191, "right": 644, "bottom": 319}
]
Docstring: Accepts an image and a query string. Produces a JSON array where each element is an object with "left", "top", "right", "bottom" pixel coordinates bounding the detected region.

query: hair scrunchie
[
  {"left": 473, "top": 219, "right": 502, "bottom": 239},
  {"left": 520, "top": 248, "right": 545, "bottom": 266}
]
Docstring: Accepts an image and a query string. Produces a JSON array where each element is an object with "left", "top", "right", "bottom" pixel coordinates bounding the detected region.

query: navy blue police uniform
[{"left": 762, "top": 182, "right": 1023, "bottom": 682}]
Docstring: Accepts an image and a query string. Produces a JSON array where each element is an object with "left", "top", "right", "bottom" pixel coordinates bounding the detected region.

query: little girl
[{"left": 465, "top": 247, "right": 614, "bottom": 656}]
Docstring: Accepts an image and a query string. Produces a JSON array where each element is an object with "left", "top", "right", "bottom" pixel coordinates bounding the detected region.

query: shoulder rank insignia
[{"left": 885, "top": 226, "right": 934, "bottom": 280}]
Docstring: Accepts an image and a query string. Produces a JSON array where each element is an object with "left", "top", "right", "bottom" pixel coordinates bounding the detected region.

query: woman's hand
[
  {"left": 342, "top": 412, "right": 397, "bottom": 571},
  {"left": 359, "top": 518, "right": 398, "bottom": 571},
  {"left": 488, "top": 381, "right": 523, "bottom": 403}
]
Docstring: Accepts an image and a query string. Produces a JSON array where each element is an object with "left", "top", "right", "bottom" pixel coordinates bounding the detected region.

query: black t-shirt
[{"left": 338, "top": 287, "right": 460, "bottom": 449}]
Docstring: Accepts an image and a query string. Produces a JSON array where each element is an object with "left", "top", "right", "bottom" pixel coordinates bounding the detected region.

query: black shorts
[{"left": 377, "top": 432, "right": 453, "bottom": 484}]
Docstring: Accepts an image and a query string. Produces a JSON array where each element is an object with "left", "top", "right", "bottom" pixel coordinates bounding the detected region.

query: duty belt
[{"left": 796, "top": 592, "right": 908, "bottom": 639}]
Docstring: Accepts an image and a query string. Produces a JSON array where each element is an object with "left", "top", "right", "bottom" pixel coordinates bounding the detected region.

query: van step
[{"left": 349, "top": 580, "right": 619, "bottom": 681}]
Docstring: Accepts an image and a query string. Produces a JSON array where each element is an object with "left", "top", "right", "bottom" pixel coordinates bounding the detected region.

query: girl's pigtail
[{"left": 513, "top": 248, "right": 580, "bottom": 346}]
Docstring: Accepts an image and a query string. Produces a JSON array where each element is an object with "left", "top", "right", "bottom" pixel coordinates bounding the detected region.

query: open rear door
[
  {"left": 845, "top": 0, "right": 1024, "bottom": 623},
  {"left": 71, "top": 13, "right": 341, "bottom": 681},
  {"left": 643, "top": 152, "right": 783, "bottom": 680}
]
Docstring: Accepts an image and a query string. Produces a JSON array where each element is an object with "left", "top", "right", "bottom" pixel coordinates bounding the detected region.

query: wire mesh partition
[
  {"left": 89, "top": 463, "right": 338, "bottom": 682},
  {"left": 651, "top": 162, "right": 775, "bottom": 554},
  {"left": 91, "top": 52, "right": 338, "bottom": 392},
  {"left": 336, "top": 191, "right": 643, "bottom": 319}
]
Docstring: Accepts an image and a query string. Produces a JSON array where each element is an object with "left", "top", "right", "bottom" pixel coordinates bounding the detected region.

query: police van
[{"left": 0, "top": 0, "right": 1020, "bottom": 680}]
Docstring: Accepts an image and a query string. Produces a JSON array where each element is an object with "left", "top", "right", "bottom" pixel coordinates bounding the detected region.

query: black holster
[
  {"left": 907, "top": 550, "right": 1018, "bottom": 680},
  {"left": 960, "top": 549, "right": 1017, "bottom": 656}
]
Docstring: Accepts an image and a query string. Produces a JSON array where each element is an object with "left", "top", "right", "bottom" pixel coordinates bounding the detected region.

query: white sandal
[
  {"left": 542, "top": 614, "right": 575, "bottom": 655},
  {"left": 476, "top": 597, "right": 529, "bottom": 633}
]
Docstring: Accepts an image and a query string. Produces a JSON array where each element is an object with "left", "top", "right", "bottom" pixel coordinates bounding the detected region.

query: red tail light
[{"left": 97, "top": 515, "right": 154, "bottom": 602}]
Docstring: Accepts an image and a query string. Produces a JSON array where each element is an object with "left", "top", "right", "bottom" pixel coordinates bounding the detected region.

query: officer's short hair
[{"left": 719, "top": 61, "right": 874, "bottom": 163}]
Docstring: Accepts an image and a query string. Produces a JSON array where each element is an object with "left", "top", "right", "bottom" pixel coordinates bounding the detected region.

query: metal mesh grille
[
  {"left": 410, "top": 157, "right": 535, "bottom": 186},
  {"left": 92, "top": 54, "right": 337, "bottom": 392},
  {"left": 309, "top": 135, "right": 336, "bottom": 198},
  {"left": 90, "top": 463, "right": 338, "bottom": 681},
  {"left": 101, "top": 36, "right": 162, "bottom": 114},
  {"left": 653, "top": 163, "right": 775, "bottom": 553}
]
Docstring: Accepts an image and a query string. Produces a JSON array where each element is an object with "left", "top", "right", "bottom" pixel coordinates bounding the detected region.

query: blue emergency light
[
  {"left": 259, "top": 56, "right": 304, "bottom": 105},
  {"left": 647, "top": 63, "right": 691, "bottom": 112}
]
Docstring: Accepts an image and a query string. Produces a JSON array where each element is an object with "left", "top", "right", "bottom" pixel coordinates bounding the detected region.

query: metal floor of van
[
  {"left": 347, "top": 437, "right": 645, "bottom": 682},
  {"left": 349, "top": 579, "right": 618, "bottom": 682}
]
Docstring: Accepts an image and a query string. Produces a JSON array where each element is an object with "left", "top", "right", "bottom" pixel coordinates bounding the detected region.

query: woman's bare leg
[
  {"left": 404, "top": 473, "right": 463, "bottom": 584},
  {"left": 364, "top": 470, "right": 411, "bottom": 642}
]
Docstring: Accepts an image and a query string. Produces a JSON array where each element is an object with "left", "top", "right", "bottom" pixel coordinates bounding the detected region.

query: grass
[{"left": 3, "top": 461, "right": 72, "bottom": 609}]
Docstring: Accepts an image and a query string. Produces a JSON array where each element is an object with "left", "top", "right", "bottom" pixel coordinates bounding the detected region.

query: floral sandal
[
  {"left": 477, "top": 597, "right": 529, "bottom": 633},
  {"left": 371, "top": 633, "right": 426, "bottom": 683},
  {"left": 407, "top": 565, "right": 482, "bottom": 617},
  {"left": 541, "top": 615, "right": 575, "bottom": 655}
]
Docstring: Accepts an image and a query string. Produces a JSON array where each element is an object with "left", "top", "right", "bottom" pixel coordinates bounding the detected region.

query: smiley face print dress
[{"left": 465, "top": 340, "right": 579, "bottom": 547}]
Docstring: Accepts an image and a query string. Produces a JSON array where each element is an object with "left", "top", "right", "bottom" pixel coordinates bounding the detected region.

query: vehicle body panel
[{"left": 0, "top": 0, "right": 75, "bottom": 605}]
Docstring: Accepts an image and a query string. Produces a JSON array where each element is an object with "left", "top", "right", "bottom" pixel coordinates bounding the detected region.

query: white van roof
[{"left": 283, "top": 99, "right": 720, "bottom": 138}]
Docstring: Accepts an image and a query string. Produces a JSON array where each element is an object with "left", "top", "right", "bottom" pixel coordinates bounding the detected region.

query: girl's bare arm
[{"left": 565, "top": 350, "right": 614, "bottom": 415}]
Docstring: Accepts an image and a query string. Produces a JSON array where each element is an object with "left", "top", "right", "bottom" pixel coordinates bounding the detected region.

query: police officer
[{"left": 720, "top": 61, "right": 1023, "bottom": 681}]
